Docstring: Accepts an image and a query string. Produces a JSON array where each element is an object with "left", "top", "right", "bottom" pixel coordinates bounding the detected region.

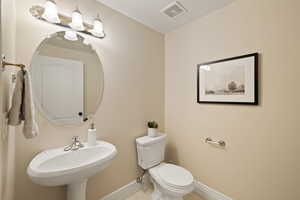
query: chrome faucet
[{"left": 64, "top": 136, "right": 84, "bottom": 151}]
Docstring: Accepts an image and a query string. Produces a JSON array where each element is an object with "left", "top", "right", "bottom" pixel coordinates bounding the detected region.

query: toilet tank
[{"left": 136, "top": 134, "right": 167, "bottom": 169}]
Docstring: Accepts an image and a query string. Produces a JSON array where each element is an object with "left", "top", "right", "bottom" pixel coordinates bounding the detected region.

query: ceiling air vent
[{"left": 161, "top": 1, "right": 187, "bottom": 19}]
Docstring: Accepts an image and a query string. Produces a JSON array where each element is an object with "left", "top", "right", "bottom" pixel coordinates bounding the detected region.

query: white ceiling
[{"left": 96, "top": 0, "right": 235, "bottom": 33}]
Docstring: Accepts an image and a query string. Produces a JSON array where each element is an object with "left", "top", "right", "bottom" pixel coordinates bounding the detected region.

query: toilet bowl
[
  {"left": 149, "top": 163, "right": 194, "bottom": 200},
  {"left": 136, "top": 134, "right": 194, "bottom": 200}
]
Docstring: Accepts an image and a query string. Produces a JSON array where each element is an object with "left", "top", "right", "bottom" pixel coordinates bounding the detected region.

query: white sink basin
[{"left": 27, "top": 141, "right": 117, "bottom": 200}]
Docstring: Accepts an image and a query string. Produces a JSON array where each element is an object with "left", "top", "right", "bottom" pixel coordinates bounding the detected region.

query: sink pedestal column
[{"left": 67, "top": 179, "right": 87, "bottom": 200}]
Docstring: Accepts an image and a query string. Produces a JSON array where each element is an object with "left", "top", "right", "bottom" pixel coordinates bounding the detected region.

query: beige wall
[
  {"left": 14, "top": 0, "right": 164, "bottom": 200},
  {"left": 1, "top": 0, "right": 16, "bottom": 199},
  {"left": 165, "top": 0, "right": 300, "bottom": 200}
]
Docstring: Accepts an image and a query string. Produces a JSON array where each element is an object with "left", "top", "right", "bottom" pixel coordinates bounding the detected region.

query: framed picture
[{"left": 197, "top": 53, "right": 258, "bottom": 105}]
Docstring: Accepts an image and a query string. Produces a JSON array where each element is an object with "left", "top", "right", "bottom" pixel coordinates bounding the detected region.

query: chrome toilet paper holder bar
[{"left": 205, "top": 137, "right": 226, "bottom": 147}]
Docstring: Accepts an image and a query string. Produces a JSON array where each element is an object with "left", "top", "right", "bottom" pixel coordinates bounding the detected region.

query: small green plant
[{"left": 147, "top": 120, "right": 158, "bottom": 129}]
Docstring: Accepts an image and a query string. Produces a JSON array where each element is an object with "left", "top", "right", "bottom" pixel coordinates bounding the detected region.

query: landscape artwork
[
  {"left": 204, "top": 65, "right": 245, "bottom": 95},
  {"left": 197, "top": 53, "right": 258, "bottom": 105}
]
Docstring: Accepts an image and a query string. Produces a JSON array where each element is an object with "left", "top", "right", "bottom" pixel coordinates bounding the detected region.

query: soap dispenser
[{"left": 88, "top": 122, "right": 97, "bottom": 146}]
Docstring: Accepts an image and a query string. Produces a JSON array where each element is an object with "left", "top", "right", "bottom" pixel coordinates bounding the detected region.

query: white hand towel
[
  {"left": 22, "top": 70, "right": 39, "bottom": 138},
  {"left": 8, "top": 70, "right": 23, "bottom": 126},
  {"left": 8, "top": 70, "right": 39, "bottom": 139}
]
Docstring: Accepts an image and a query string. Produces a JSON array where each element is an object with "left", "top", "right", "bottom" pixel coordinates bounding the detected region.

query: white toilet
[{"left": 136, "top": 134, "right": 194, "bottom": 200}]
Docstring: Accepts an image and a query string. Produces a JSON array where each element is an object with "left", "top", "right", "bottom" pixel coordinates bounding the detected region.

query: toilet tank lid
[{"left": 136, "top": 133, "right": 166, "bottom": 146}]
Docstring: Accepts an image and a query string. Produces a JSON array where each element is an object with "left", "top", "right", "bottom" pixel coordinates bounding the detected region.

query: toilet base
[{"left": 151, "top": 179, "right": 183, "bottom": 200}]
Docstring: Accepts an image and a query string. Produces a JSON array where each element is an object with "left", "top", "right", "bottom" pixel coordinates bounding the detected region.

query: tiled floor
[{"left": 126, "top": 188, "right": 204, "bottom": 200}]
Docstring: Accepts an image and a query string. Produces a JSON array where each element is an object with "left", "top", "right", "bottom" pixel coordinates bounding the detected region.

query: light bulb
[
  {"left": 69, "top": 8, "right": 85, "bottom": 31},
  {"left": 64, "top": 31, "right": 78, "bottom": 41},
  {"left": 89, "top": 16, "right": 104, "bottom": 37},
  {"left": 42, "top": 0, "right": 60, "bottom": 23}
]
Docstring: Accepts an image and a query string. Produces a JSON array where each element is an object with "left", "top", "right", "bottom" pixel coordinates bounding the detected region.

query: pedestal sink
[{"left": 27, "top": 141, "right": 117, "bottom": 200}]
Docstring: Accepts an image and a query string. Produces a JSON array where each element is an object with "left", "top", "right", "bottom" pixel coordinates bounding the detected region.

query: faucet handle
[
  {"left": 72, "top": 136, "right": 84, "bottom": 148},
  {"left": 64, "top": 136, "right": 84, "bottom": 151},
  {"left": 72, "top": 136, "right": 79, "bottom": 142}
]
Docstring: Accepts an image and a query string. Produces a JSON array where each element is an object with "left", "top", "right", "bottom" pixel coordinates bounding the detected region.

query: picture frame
[{"left": 197, "top": 53, "right": 258, "bottom": 105}]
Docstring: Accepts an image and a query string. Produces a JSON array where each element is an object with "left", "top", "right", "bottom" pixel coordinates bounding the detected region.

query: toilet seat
[
  {"left": 158, "top": 163, "right": 193, "bottom": 189},
  {"left": 150, "top": 163, "right": 194, "bottom": 191}
]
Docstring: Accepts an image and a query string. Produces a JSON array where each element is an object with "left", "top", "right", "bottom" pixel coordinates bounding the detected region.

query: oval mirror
[{"left": 30, "top": 31, "right": 104, "bottom": 126}]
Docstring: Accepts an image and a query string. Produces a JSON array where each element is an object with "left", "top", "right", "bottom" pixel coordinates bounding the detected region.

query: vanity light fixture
[
  {"left": 42, "top": 0, "right": 60, "bottom": 23},
  {"left": 69, "top": 7, "right": 85, "bottom": 31},
  {"left": 30, "top": 2, "right": 106, "bottom": 39},
  {"left": 64, "top": 31, "right": 78, "bottom": 41},
  {"left": 89, "top": 14, "right": 104, "bottom": 37}
]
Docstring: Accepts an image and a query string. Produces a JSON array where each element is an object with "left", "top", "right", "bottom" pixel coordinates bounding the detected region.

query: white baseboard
[
  {"left": 193, "top": 181, "right": 233, "bottom": 200},
  {"left": 98, "top": 178, "right": 233, "bottom": 200},
  {"left": 99, "top": 180, "right": 141, "bottom": 200}
]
